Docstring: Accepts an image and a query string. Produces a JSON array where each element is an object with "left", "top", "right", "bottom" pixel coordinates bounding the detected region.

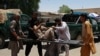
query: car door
[{"left": 62, "top": 14, "right": 82, "bottom": 39}]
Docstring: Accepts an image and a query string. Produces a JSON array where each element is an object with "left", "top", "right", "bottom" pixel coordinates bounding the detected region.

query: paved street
[{"left": 0, "top": 42, "right": 100, "bottom": 56}]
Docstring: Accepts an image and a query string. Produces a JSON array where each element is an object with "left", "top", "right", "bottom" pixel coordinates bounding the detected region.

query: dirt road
[{"left": 0, "top": 42, "right": 100, "bottom": 56}]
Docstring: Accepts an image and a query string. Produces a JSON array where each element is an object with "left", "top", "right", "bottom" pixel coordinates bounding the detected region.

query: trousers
[
  {"left": 58, "top": 44, "right": 69, "bottom": 56},
  {"left": 25, "top": 40, "right": 42, "bottom": 56}
]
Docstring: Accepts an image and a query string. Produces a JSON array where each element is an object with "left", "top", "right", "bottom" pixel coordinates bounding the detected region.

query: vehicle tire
[
  {"left": 98, "top": 36, "right": 100, "bottom": 41},
  {"left": 0, "top": 35, "right": 5, "bottom": 49}
]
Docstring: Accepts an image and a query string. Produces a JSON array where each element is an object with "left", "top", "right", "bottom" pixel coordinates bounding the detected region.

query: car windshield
[{"left": 62, "top": 14, "right": 82, "bottom": 24}]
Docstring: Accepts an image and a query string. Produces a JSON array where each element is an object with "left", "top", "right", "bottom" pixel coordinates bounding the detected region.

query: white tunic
[{"left": 55, "top": 21, "right": 70, "bottom": 41}]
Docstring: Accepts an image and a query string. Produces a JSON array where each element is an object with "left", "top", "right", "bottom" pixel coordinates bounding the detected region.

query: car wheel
[
  {"left": 98, "top": 36, "right": 100, "bottom": 41},
  {"left": 0, "top": 35, "right": 5, "bottom": 49}
]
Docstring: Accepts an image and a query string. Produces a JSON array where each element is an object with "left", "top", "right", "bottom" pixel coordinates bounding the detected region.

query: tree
[
  {"left": 0, "top": 0, "right": 19, "bottom": 9},
  {"left": 0, "top": 0, "right": 40, "bottom": 16},
  {"left": 58, "top": 5, "right": 71, "bottom": 13},
  {"left": 19, "top": 0, "right": 40, "bottom": 16}
]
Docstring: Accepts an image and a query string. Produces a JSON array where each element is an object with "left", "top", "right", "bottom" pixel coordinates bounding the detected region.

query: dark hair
[
  {"left": 10, "top": 14, "right": 20, "bottom": 21},
  {"left": 54, "top": 18, "right": 61, "bottom": 22},
  {"left": 80, "top": 13, "right": 88, "bottom": 19},
  {"left": 70, "top": 9, "right": 73, "bottom": 14},
  {"left": 34, "top": 19, "right": 44, "bottom": 25},
  {"left": 34, "top": 20, "right": 40, "bottom": 25}
]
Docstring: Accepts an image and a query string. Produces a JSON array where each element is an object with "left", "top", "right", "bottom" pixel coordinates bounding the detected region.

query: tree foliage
[
  {"left": 19, "top": 0, "right": 40, "bottom": 16},
  {"left": 0, "top": 0, "right": 19, "bottom": 8},
  {"left": 0, "top": 0, "right": 40, "bottom": 16},
  {"left": 58, "top": 5, "right": 71, "bottom": 13}
]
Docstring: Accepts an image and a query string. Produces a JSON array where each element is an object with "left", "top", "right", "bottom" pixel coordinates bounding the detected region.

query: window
[
  {"left": 20, "top": 14, "right": 31, "bottom": 24},
  {"left": 90, "top": 19, "right": 97, "bottom": 25},
  {"left": 62, "top": 14, "right": 81, "bottom": 24}
]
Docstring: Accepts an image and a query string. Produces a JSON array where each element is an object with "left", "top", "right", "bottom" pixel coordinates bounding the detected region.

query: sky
[{"left": 39, "top": 0, "right": 100, "bottom": 12}]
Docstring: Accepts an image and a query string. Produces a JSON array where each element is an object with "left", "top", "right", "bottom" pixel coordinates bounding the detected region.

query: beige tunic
[{"left": 81, "top": 21, "right": 96, "bottom": 56}]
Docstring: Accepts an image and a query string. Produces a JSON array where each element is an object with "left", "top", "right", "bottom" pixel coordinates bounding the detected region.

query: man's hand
[
  {"left": 17, "top": 36, "right": 21, "bottom": 40},
  {"left": 21, "top": 32, "right": 26, "bottom": 38},
  {"left": 52, "top": 26, "right": 56, "bottom": 30}
]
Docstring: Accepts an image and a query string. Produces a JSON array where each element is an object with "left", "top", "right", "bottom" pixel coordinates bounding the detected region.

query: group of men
[{"left": 8, "top": 12, "right": 96, "bottom": 56}]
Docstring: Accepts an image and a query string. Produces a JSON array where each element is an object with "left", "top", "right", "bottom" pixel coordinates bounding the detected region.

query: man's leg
[
  {"left": 80, "top": 45, "right": 90, "bottom": 56},
  {"left": 11, "top": 48, "right": 18, "bottom": 56},
  {"left": 25, "top": 42, "right": 33, "bottom": 56},
  {"left": 11, "top": 41, "right": 19, "bottom": 56},
  {"left": 37, "top": 41, "right": 42, "bottom": 56},
  {"left": 58, "top": 44, "right": 63, "bottom": 53},
  {"left": 44, "top": 28, "right": 55, "bottom": 40},
  {"left": 64, "top": 44, "right": 69, "bottom": 56}
]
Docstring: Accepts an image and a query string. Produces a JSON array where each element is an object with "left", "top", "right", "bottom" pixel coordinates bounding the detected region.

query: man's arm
[
  {"left": 19, "top": 21, "right": 26, "bottom": 37},
  {"left": 55, "top": 22, "right": 67, "bottom": 30},
  {"left": 10, "top": 20, "right": 19, "bottom": 40}
]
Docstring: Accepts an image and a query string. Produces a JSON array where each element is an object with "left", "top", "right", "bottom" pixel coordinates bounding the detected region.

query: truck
[
  {"left": 0, "top": 9, "right": 31, "bottom": 48},
  {"left": 45, "top": 11, "right": 100, "bottom": 41},
  {"left": 62, "top": 11, "right": 100, "bottom": 40}
]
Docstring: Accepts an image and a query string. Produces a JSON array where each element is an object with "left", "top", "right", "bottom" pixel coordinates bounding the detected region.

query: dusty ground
[{"left": 0, "top": 42, "right": 100, "bottom": 56}]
